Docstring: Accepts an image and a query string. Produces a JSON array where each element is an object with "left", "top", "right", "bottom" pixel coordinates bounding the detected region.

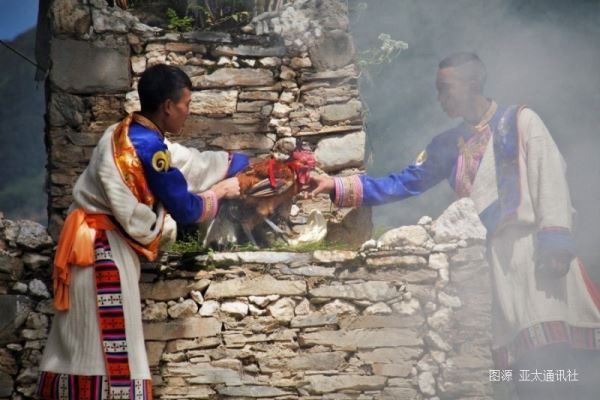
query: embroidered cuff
[
  {"left": 197, "top": 190, "right": 219, "bottom": 223},
  {"left": 333, "top": 175, "right": 363, "bottom": 208},
  {"left": 537, "top": 227, "right": 575, "bottom": 261}
]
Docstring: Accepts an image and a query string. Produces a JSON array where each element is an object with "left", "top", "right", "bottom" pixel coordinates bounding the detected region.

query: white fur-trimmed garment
[{"left": 469, "top": 108, "right": 600, "bottom": 366}]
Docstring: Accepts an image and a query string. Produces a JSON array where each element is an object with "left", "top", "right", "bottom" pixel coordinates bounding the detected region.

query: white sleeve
[
  {"left": 520, "top": 108, "right": 574, "bottom": 231},
  {"left": 165, "top": 139, "right": 230, "bottom": 193}
]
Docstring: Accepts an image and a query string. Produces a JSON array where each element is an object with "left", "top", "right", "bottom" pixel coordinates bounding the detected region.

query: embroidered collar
[
  {"left": 470, "top": 100, "right": 498, "bottom": 131},
  {"left": 133, "top": 113, "right": 164, "bottom": 137}
]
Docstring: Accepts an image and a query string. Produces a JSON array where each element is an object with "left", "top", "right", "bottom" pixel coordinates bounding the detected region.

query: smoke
[
  {"left": 347, "top": 2, "right": 600, "bottom": 394},
  {"left": 349, "top": 0, "right": 600, "bottom": 280}
]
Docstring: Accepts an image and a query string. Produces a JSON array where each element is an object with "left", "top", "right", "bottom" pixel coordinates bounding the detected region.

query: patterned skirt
[{"left": 37, "top": 231, "right": 152, "bottom": 400}]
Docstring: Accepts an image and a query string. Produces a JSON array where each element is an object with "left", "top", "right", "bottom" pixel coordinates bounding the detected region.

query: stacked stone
[
  {"left": 0, "top": 214, "right": 54, "bottom": 399},
  {"left": 372, "top": 199, "right": 494, "bottom": 399},
  {"left": 135, "top": 198, "right": 493, "bottom": 399},
  {"left": 45, "top": 0, "right": 369, "bottom": 242},
  {"left": 0, "top": 198, "right": 493, "bottom": 398}
]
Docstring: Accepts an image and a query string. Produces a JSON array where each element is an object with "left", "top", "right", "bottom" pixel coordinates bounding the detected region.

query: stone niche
[
  {"left": 0, "top": 199, "right": 493, "bottom": 399},
  {"left": 44, "top": 0, "right": 371, "bottom": 243}
]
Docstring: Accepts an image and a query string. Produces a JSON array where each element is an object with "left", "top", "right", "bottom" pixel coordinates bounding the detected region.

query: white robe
[
  {"left": 469, "top": 108, "right": 600, "bottom": 363},
  {"left": 40, "top": 123, "right": 229, "bottom": 379}
]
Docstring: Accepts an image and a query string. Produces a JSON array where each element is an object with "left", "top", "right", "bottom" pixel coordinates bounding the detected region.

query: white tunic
[
  {"left": 469, "top": 108, "right": 600, "bottom": 363},
  {"left": 40, "top": 123, "right": 230, "bottom": 379}
]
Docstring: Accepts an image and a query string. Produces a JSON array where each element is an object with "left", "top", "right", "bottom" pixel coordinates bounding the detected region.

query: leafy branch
[{"left": 166, "top": 7, "right": 194, "bottom": 32}]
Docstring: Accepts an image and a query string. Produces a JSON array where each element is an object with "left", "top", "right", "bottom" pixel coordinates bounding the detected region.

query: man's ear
[{"left": 162, "top": 98, "right": 173, "bottom": 116}]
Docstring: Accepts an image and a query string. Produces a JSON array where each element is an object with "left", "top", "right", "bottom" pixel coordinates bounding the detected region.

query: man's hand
[
  {"left": 306, "top": 173, "right": 335, "bottom": 198},
  {"left": 536, "top": 253, "right": 572, "bottom": 278},
  {"left": 210, "top": 177, "right": 241, "bottom": 199}
]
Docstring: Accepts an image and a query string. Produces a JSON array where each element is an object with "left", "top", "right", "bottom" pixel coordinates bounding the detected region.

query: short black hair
[
  {"left": 439, "top": 52, "right": 487, "bottom": 93},
  {"left": 138, "top": 64, "right": 192, "bottom": 114},
  {"left": 439, "top": 52, "right": 483, "bottom": 69}
]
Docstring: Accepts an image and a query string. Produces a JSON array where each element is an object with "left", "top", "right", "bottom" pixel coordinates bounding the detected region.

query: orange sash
[
  {"left": 53, "top": 209, "right": 161, "bottom": 311},
  {"left": 54, "top": 114, "right": 165, "bottom": 311}
]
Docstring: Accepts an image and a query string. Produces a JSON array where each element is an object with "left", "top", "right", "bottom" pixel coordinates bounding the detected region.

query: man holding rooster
[{"left": 37, "top": 64, "right": 247, "bottom": 399}]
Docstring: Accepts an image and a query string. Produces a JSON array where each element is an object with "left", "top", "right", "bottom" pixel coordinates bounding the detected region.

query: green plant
[
  {"left": 188, "top": 0, "right": 253, "bottom": 29},
  {"left": 166, "top": 7, "right": 194, "bottom": 32},
  {"left": 169, "top": 229, "right": 205, "bottom": 252}
]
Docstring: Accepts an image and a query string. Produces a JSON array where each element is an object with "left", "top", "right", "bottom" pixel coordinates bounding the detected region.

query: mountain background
[{"left": 0, "top": 28, "right": 46, "bottom": 222}]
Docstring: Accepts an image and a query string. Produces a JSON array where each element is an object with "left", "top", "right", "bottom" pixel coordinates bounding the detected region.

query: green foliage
[
  {"left": 166, "top": 7, "right": 194, "bottom": 32},
  {"left": 169, "top": 229, "right": 205, "bottom": 252},
  {"left": 128, "top": 0, "right": 259, "bottom": 31},
  {"left": 189, "top": 0, "right": 253, "bottom": 30},
  {"left": 269, "top": 240, "right": 355, "bottom": 252}
]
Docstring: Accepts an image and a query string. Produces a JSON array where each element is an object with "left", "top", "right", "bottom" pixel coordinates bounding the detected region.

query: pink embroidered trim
[
  {"left": 492, "top": 258, "right": 600, "bottom": 369},
  {"left": 454, "top": 127, "right": 491, "bottom": 197},
  {"left": 197, "top": 190, "right": 218, "bottom": 222},
  {"left": 333, "top": 175, "right": 363, "bottom": 208}
]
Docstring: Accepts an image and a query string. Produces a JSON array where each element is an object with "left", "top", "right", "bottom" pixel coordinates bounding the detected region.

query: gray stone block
[
  {"left": 309, "top": 30, "right": 355, "bottom": 71},
  {"left": 182, "top": 31, "right": 232, "bottom": 43},
  {"left": 50, "top": 39, "right": 130, "bottom": 94},
  {"left": 0, "top": 370, "right": 13, "bottom": 397},
  {"left": 0, "top": 295, "right": 33, "bottom": 344}
]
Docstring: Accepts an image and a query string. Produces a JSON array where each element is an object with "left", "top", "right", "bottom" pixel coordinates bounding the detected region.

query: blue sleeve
[
  {"left": 129, "top": 127, "right": 204, "bottom": 225},
  {"left": 227, "top": 152, "right": 250, "bottom": 177},
  {"left": 360, "top": 165, "right": 431, "bottom": 206},
  {"left": 359, "top": 134, "right": 458, "bottom": 206},
  {"left": 537, "top": 229, "right": 576, "bottom": 262}
]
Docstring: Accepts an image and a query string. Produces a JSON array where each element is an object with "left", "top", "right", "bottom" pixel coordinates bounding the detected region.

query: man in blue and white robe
[{"left": 310, "top": 52, "right": 600, "bottom": 399}]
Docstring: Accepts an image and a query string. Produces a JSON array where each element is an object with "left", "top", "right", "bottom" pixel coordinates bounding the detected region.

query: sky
[{"left": 0, "top": 0, "right": 39, "bottom": 40}]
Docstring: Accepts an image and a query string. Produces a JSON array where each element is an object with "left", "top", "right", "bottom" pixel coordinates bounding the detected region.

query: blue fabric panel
[
  {"left": 492, "top": 105, "right": 521, "bottom": 225},
  {"left": 227, "top": 153, "right": 250, "bottom": 177},
  {"left": 128, "top": 123, "right": 203, "bottom": 225},
  {"left": 537, "top": 229, "right": 576, "bottom": 261},
  {"left": 479, "top": 200, "right": 501, "bottom": 236}
]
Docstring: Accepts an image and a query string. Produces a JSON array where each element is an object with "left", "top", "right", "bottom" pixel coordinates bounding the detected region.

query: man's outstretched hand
[
  {"left": 305, "top": 173, "right": 335, "bottom": 198},
  {"left": 210, "top": 177, "right": 241, "bottom": 199}
]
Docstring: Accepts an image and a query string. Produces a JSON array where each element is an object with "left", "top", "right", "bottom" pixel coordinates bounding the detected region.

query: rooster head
[{"left": 288, "top": 140, "right": 316, "bottom": 185}]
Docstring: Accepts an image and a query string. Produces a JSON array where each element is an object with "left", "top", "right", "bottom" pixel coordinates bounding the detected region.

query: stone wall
[
  {"left": 0, "top": 215, "right": 54, "bottom": 399},
  {"left": 0, "top": 199, "right": 494, "bottom": 399},
  {"left": 45, "top": 0, "right": 371, "bottom": 243}
]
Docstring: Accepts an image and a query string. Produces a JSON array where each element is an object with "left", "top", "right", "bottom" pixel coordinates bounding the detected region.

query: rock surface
[{"left": 431, "top": 198, "right": 487, "bottom": 243}]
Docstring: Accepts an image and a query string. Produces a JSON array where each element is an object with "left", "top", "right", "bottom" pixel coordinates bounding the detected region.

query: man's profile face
[
  {"left": 436, "top": 67, "right": 471, "bottom": 118},
  {"left": 164, "top": 87, "right": 192, "bottom": 135}
]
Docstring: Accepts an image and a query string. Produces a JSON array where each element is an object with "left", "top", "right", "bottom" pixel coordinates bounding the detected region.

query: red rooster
[{"left": 204, "top": 143, "right": 316, "bottom": 248}]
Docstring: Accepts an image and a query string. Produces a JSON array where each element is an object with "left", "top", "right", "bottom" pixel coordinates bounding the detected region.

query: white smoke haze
[
  {"left": 347, "top": 2, "right": 600, "bottom": 396},
  {"left": 348, "top": 0, "right": 600, "bottom": 282}
]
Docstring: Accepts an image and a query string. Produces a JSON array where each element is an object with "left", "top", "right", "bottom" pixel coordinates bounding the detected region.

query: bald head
[{"left": 438, "top": 52, "right": 487, "bottom": 94}]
